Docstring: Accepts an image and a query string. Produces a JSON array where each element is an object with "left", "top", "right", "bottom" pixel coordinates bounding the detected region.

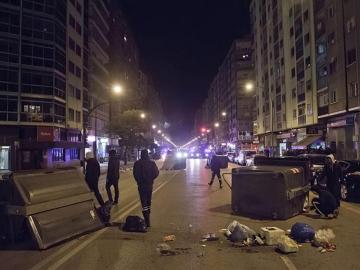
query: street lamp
[
  {"left": 157, "top": 130, "right": 162, "bottom": 134},
  {"left": 140, "top": 113, "right": 146, "bottom": 119},
  {"left": 112, "top": 84, "right": 123, "bottom": 94},
  {"left": 214, "top": 122, "right": 220, "bottom": 128},
  {"left": 152, "top": 124, "right": 157, "bottom": 129},
  {"left": 245, "top": 82, "right": 254, "bottom": 92},
  {"left": 222, "top": 111, "right": 227, "bottom": 117}
]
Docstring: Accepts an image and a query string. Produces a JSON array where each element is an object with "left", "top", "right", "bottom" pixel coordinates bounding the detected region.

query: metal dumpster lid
[{"left": 232, "top": 165, "right": 303, "bottom": 174}]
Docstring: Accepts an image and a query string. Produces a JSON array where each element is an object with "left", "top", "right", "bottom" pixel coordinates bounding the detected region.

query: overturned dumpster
[
  {"left": 0, "top": 169, "right": 103, "bottom": 249},
  {"left": 231, "top": 157, "right": 311, "bottom": 220}
]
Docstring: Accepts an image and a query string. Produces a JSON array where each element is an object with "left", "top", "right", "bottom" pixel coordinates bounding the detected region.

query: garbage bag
[
  {"left": 290, "top": 223, "right": 315, "bottom": 243},
  {"left": 227, "top": 221, "right": 256, "bottom": 238},
  {"left": 277, "top": 235, "right": 299, "bottom": 254},
  {"left": 229, "top": 225, "right": 247, "bottom": 243},
  {"left": 314, "top": 228, "right": 335, "bottom": 246}
]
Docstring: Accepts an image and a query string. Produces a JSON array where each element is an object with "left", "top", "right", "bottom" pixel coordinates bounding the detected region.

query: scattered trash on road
[
  {"left": 290, "top": 223, "right": 315, "bottom": 243},
  {"left": 312, "top": 228, "right": 336, "bottom": 253},
  {"left": 277, "top": 235, "right": 299, "bottom": 254},
  {"left": 156, "top": 243, "right": 176, "bottom": 256},
  {"left": 163, "top": 235, "right": 176, "bottom": 242},
  {"left": 201, "top": 233, "right": 219, "bottom": 242},
  {"left": 259, "top": 227, "right": 285, "bottom": 245}
]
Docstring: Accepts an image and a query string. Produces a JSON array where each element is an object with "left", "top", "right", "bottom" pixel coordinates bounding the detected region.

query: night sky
[{"left": 120, "top": 0, "right": 251, "bottom": 144}]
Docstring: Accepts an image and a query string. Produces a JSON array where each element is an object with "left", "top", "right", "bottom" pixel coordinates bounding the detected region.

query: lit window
[{"left": 124, "top": 36, "right": 127, "bottom": 42}]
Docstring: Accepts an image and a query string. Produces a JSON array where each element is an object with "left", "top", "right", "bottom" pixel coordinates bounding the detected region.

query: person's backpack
[{"left": 122, "top": 215, "right": 147, "bottom": 233}]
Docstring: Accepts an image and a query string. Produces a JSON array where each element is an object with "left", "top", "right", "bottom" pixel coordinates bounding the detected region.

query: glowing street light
[
  {"left": 162, "top": 134, "right": 165, "bottom": 137},
  {"left": 152, "top": 124, "right": 157, "bottom": 129},
  {"left": 140, "top": 113, "right": 146, "bottom": 119},
  {"left": 214, "top": 122, "right": 220, "bottom": 128},
  {"left": 222, "top": 111, "right": 227, "bottom": 117},
  {"left": 201, "top": 127, "right": 206, "bottom": 133},
  {"left": 112, "top": 84, "right": 123, "bottom": 94},
  {"left": 206, "top": 129, "right": 211, "bottom": 133},
  {"left": 157, "top": 130, "right": 162, "bottom": 134},
  {"left": 245, "top": 82, "right": 254, "bottom": 92}
]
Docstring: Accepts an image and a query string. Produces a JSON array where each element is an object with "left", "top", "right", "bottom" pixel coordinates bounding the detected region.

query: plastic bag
[
  {"left": 277, "top": 235, "right": 299, "bottom": 254},
  {"left": 227, "top": 221, "right": 256, "bottom": 238}
]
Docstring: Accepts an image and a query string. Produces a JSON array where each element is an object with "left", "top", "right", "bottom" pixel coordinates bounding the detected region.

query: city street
[{"left": 1, "top": 160, "right": 360, "bottom": 270}]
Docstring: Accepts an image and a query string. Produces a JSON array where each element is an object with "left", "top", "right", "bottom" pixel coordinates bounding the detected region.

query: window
[
  {"left": 328, "top": 6, "right": 334, "bottom": 18},
  {"left": 304, "top": 33, "right": 310, "bottom": 45},
  {"left": 76, "top": 110, "right": 81, "bottom": 122},
  {"left": 349, "top": 82, "right": 358, "bottom": 97},
  {"left": 347, "top": 48, "right": 356, "bottom": 65},
  {"left": 347, "top": 16, "right": 356, "bottom": 33},
  {"left": 76, "top": 44, "right": 81, "bottom": 56},
  {"left": 292, "top": 88, "right": 296, "bottom": 98},
  {"left": 68, "top": 84, "right": 75, "bottom": 97},
  {"left": 330, "top": 89, "right": 337, "bottom": 103},
  {"left": 68, "top": 61, "right": 75, "bottom": 74},
  {"left": 290, "top": 27, "right": 294, "bottom": 37},
  {"left": 329, "top": 57, "right": 337, "bottom": 74},
  {"left": 305, "top": 56, "right": 311, "bottom": 68},
  {"left": 75, "top": 66, "right": 81, "bottom": 78},
  {"left": 317, "top": 43, "right": 326, "bottom": 55},
  {"left": 52, "top": 148, "right": 64, "bottom": 162},
  {"left": 319, "top": 65, "right": 328, "bottom": 77},
  {"left": 68, "top": 108, "right": 74, "bottom": 121},
  {"left": 291, "top": 47, "right": 295, "bottom": 57},
  {"left": 304, "top": 10, "right": 309, "bottom": 21},
  {"left": 318, "top": 92, "right": 329, "bottom": 107},
  {"left": 76, "top": 2, "right": 82, "bottom": 14},
  {"left": 76, "top": 22, "right": 82, "bottom": 35},
  {"left": 69, "top": 14, "right": 75, "bottom": 28},
  {"left": 69, "top": 148, "right": 79, "bottom": 160},
  {"left": 293, "top": 109, "right": 297, "bottom": 119},
  {"left": 75, "top": 88, "right": 81, "bottom": 99},
  {"left": 68, "top": 37, "right": 75, "bottom": 50},
  {"left": 291, "top": 68, "right": 295, "bottom": 78},
  {"left": 307, "top": 103, "right": 313, "bottom": 115},
  {"left": 306, "top": 79, "right": 312, "bottom": 91},
  {"left": 328, "top": 32, "right": 335, "bottom": 44}
]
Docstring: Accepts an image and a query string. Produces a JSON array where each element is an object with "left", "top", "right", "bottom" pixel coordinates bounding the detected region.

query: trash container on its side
[{"left": 231, "top": 166, "right": 310, "bottom": 220}]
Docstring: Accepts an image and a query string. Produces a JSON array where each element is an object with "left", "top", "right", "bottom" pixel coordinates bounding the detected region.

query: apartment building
[
  {"left": 251, "top": 0, "right": 320, "bottom": 156},
  {"left": 0, "top": 0, "right": 84, "bottom": 170},
  {"left": 314, "top": 0, "right": 360, "bottom": 159}
]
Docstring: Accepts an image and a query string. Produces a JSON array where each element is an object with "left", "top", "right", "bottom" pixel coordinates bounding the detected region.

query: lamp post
[{"left": 82, "top": 84, "right": 123, "bottom": 173}]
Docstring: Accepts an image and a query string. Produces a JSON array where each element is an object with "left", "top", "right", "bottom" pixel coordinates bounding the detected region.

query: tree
[{"left": 109, "top": 110, "right": 151, "bottom": 164}]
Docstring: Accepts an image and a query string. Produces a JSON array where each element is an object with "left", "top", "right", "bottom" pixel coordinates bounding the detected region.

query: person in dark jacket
[
  {"left": 85, "top": 151, "right": 104, "bottom": 206},
  {"left": 208, "top": 153, "right": 223, "bottom": 188},
  {"left": 133, "top": 149, "right": 159, "bottom": 227},
  {"left": 106, "top": 149, "right": 120, "bottom": 205},
  {"left": 323, "top": 155, "right": 341, "bottom": 207},
  {"left": 311, "top": 185, "right": 339, "bottom": 218}
]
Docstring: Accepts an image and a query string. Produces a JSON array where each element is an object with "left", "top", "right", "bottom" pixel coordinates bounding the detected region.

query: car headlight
[
  {"left": 176, "top": 152, "right": 183, "bottom": 158},
  {"left": 184, "top": 153, "right": 188, "bottom": 158},
  {"left": 191, "top": 153, "right": 194, "bottom": 157}
]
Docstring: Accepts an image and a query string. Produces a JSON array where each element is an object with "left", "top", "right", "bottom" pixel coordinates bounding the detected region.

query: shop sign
[
  {"left": 276, "top": 133, "right": 295, "bottom": 139},
  {"left": 37, "top": 127, "right": 54, "bottom": 142},
  {"left": 327, "top": 117, "right": 354, "bottom": 128}
]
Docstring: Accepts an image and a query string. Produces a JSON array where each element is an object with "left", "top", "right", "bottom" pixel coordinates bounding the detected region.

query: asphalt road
[{"left": 1, "top": 159, "right": 360, "bottom": 270}]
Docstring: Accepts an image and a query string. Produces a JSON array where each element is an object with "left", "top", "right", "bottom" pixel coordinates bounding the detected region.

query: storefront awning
[{"left": 292, "top": 135, "right": 322, "bottom": 148}]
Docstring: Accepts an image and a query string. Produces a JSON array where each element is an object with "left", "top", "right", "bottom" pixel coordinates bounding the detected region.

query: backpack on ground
[
  {"left": 122, "top": 215, "right": 147, "bottom": 233},
  {"left": 97, "top": 201, "right": 112, "bottom": 223}
]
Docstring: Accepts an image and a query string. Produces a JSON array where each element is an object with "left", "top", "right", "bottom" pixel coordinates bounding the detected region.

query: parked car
[
  {"left": 227, "top": 152, "right": 236, "bottom": 163},
  {"left": 237, "top": 150, "right": 257, "bottom": 166},
  {"left": 338, "top": 160, "right": 360, "bottom": 201}
]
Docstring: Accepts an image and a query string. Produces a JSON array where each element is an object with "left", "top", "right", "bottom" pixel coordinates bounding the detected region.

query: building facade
[
  {"left": 194, "top": 38, "right": 255, "bottom": 150},
  {"left": 0, "top": 0, "right": 84, "bottom": 170},
  {"left": 251, "top": 0, "right": 320, "bottom": 156},
  {"left": 314, "top": 0, "right": 360, "bottom": 159}
]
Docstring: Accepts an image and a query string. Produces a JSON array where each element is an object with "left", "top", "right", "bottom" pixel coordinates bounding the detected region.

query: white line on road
[
  {"left": 280, "top": 256, "right": 298, "bottom": 270},
  {"left": 29, "top": 171, "right": 179, "bottom": 270}
]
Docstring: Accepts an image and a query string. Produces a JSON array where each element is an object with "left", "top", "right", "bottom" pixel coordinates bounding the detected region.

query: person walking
[
  {"left": 85, "top": 151, "right": 104, "bottom": 206},
  {"left": 208, "top": 153, "right": 223, "bottom": 188},
  {"left": 106, "top": 149, "right": 120, "bottom": 205},
  {"left": 133, "top": 149, "right": 159, "bottom": 227}
]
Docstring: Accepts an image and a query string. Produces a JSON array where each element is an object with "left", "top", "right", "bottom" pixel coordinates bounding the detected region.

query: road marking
[
  {"left": 280, "top": 256, "right": 298, "bottom": 270},
  {"left": 342, "top": 202, "right": 360, "bottom": 215},
  {"left": 29, "top": 171, "right": 179, "bottom": 270}
]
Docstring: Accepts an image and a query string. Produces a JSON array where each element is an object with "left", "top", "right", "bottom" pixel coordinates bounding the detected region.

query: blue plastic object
[{"left": 290, "top": 223, "right": 315, "bottom": 243}]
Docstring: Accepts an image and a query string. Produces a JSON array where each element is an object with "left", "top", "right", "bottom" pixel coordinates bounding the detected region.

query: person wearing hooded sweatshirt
[
  {"left": 85, "top": 151, "right": 104, "bottom": 206},
  {"left": 106, "top": 149, "right": 120, "bottom": 205},
  {"left": 323, "top": 154, "right": 341, "bottom": 207},
  {"left": 133, "top": 149, "right": 159, "bottom": 227}
]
